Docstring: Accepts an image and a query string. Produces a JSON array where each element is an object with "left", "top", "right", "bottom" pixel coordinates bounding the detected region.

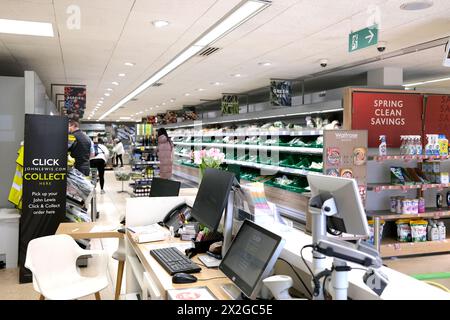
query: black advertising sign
[
  {"left": 221, "top": 95, "right": 239, "bottom": 115},
  {"left": 64, "top": 86, "right": 86, "bottom": 118},
  {"left": 19, "top": 114, "right": 68, "bottom": 283},
  {"left": 270, "top": 80, "right": 292, "bottom": 107}
]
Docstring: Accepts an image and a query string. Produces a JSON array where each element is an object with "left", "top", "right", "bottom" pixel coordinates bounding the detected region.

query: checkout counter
[{"left": 124, "top": 193, "right": 450, "bottom": 300}]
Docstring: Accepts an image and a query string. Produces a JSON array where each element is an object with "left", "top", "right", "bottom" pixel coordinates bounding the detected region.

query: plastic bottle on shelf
[
  {"left": 400, "top": 136, "right": 406, "bottom": 155},
  {"left": 425, "top": 134, "right": 434, "bottom": 156},
  {"left": 431, "top": 222, "right": 440, "bottom": 241},
  {"left": 415, "top": 136, "right": 423, "bottom": 155},
  {"left": 437, "top": 221, "right": 446, "bottom": 240},
  {"left": 408, "top": 136, "right": 416, "bottom": 155},
  {"left": 379, "top": 135, "right": 387, "bottom": 156},
  {"left": 438, "top": 134, "right": 448, "bottom": 156}
]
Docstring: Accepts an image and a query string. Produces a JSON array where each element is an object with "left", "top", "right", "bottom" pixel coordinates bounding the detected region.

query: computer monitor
[
  {"left": 219, "top": 219, "right": 285, "bottom": 300},
  {"left": 307, "top": 174, "right": 369, "bottom": 237},
  {"left": 190, "top": 168, "right": 235, "bottom": 231},
  {"left": 150, "top": 178, "right": 181, "bottom": 197}
]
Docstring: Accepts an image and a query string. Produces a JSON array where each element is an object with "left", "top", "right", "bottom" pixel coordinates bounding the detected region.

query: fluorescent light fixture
[
  {"left": 99, "top": 0, "right": 271, "bottom": 120},
  {"left": 118, "top": 73, "right": 126, "bottom": 77},
  {"left": 116, "top": 120, "right": 120, "bottom": 122},
  {"left": 156, "top": 105, "right": 160, "bottom": 108},
  {"left": 104, "top": 93, "right": 110, "bottom": 96},
  {"left": 120, "top": 117, "right": 131, "bottom": 120},
  {"left": 258, "top": 61, "right": 271, "bottom": 66},
  {"left": 211, "top": 82, "right": 222, "bottom": 86},
  {"left": 124, "top": 62, "right": 135, "bottom": 67},
  {"left": 0, "top": 18, "right": 54, "bottom": 37},
  {"left": 184, "top": 93, "right": 191, "bottom": 96},
  {"left": 194, "top": 1, "right": 269, "bottom": 47},
  {"left": 107, "top": 88, "right": 113, "bottom": 91},
  {"left": 196, "top": 88, "right": 205, "bottom": 91},
  {"left": 112, "top": 81, "right": 119, "bottom": 86},
  {"left": 403, "top": 76, "right": 450, "bottom": 87},
  {"left": 170, "top": 98, "right": 175, "bottom": 102},
  {"left": 162, "top": 102, "right": 166, "bottom": 105},
  {"left": 96, "top": 120, "right": 99, "bottom": 122},
  {"left": 231, "top": 73, "right": 241, "bottom": 77},
  {"left": 100, "top": 97, "right": 105, "bottom": 100},
  {"left": 152, "top": 20, "right": 170, "bottom": 28}
]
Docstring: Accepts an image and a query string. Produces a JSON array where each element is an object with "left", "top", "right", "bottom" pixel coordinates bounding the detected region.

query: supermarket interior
[{"left": 1, "top": 0, "right": 450, "bottom": 302}]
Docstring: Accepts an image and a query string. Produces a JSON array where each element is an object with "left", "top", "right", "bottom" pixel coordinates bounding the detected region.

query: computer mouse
[{"left": 172, "top": 273, "right": 198, "bottom": 284}]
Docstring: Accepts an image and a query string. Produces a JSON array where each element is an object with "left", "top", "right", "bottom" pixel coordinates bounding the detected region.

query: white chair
[
  {"left": 112, "top": 237, "right": 126, "bottom": 300},
  {"left": 25, "top": 234, "right": 109, "bottom": 300}
]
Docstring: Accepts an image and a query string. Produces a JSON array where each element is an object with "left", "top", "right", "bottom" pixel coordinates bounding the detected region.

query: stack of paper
[{"left": 128, "top": 223, "right": 170, "bottom": 243}]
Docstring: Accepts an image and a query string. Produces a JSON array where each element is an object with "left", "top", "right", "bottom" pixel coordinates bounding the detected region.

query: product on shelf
[
  {"left": 410, "top": 220, "right": 428, "bottom": 242},
  {"left": 438, "top": 134, "right": 448, "bottom": 156},
  {"left": 396, "top": 219, "right": 412, "bottom": 242},
  {"left": 379, "top": 135, "right": 387, "bottom": 156},
  {"left": 427, "top": 220, "right": 440, "bottom": 241},
  {"left": 425, "top": 134, "right": 440, "bottom": 156},
  {"left": 367, "top": 220, "right": 384, "bottom": 245}
]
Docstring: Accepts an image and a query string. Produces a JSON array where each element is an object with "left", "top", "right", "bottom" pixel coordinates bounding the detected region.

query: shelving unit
[
  {"left": 367, "top": 183, "right": 450, "bottom": 192},
  {"left": 366, "top": 153, "right": 450, "bottom": 257},
  {"left": 173, "top": 141, "right": 323, "bottom": 154},
  {"left": 370, "top": 155, "right": 450, "bottom": 162},
  {"left": 367, "top": 208, "right": 450, "bottom": 221},
  {"left": 379, "top": 237, "right": 450, "bottom": 258},
  {"left": 166, "top": 100, "right": 344, "bottom": 225}
]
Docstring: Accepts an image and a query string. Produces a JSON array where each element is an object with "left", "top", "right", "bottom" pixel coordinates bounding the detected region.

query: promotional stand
[{"left": 18, "top": 114, "right": 68, "bottom": 283}]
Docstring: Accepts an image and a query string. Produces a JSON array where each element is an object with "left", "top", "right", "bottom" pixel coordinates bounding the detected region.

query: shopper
[
  {"left": 90, "top": 138, "right": 110, "bottom": 194},
  {"left": 68, "top": 115, "right": 94, "bottom": 176},
  {"left": 113, "top": 138, "right": 125, "bottom": 167},
  {"left": 157, "top": 128, "right": 173, "bottom": 179}
]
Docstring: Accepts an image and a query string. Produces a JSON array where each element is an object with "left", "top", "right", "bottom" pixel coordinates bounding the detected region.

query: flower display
[{"left": 192, "top": 148, "right": 225, "bottom": 176}]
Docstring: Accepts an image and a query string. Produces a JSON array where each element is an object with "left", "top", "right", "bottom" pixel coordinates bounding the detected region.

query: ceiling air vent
[
  {"left": 131, "top": 98, "right": 138, "bottom": 101},
  {"left": 198, "top": 47, "right": 221, "bottom": 57},
  {"left": 152, "top": 82, "right": 163, "bottom": 87}
]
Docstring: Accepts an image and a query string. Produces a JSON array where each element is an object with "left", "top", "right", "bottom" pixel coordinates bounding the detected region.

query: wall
[
  {"left": 0, "top": 76, "right": 25, "bottom": 208},
  {"left": 24, "top": 71, "right": 56, "bottom": 115}
]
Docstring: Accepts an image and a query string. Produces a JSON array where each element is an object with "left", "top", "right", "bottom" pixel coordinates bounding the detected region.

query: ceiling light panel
[{"left": 0, "top": 19, "right": 54, "bottom": 37}]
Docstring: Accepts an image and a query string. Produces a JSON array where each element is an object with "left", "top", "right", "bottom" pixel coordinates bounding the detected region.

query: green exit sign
[{"left": 349, "top": 25, "right": 378, "bottom": 52}]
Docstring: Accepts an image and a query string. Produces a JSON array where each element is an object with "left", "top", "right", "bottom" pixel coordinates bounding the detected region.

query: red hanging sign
[{"left": 351, "top": 92, "right": 423, "bottom": 147}]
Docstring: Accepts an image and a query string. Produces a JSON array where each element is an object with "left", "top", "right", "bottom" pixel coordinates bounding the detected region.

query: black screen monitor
[
  {"left": 219, "top": 220, "right": 285, "bottom": 299},
  {"left": 190, "top": 168, "right": 235, "bottom": 231},
  {"left": 150, "top": 178, "right": 181, "bottom": 197}
]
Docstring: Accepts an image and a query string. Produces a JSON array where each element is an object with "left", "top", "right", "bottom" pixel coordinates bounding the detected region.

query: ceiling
[{"left": 0, "top": 0, "right": 450, "bottom": 121}]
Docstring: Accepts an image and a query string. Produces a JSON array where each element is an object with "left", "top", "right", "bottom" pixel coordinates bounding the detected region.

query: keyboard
[{"left": 150, "top": 247, "right": 201, "bottom": 275}]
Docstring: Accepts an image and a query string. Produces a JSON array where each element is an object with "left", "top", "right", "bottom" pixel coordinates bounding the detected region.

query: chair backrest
[
  {"left": 150, "top": 178, "right": 181, "bottom": 197},
  {"left": 25, "top": 234, "right": 82, "bottom": 291}
]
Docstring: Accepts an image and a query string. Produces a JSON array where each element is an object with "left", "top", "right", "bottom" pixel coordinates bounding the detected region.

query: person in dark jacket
[{"left": 68, "top": 116, "right": 94, "bottom": 176}]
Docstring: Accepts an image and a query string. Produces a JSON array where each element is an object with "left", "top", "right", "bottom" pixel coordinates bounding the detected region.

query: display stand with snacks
[{"left": 344, "top": 88, "right": 450, "bottom": 258}]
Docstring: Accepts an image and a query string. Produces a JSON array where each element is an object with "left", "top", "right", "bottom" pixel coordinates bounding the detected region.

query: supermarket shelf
[
  {"left": 134, "top": 146, "right": 157, "bottom": 150},
  {"left": 370, "top": 155, "right": 450, "bottom": 162},
  {"left": 367, "top": 183, "right": 450, "bottom": 192},
  {"left": 169, "top": 129, "right": 323, "bottom": 137},
  {"left": 224, "top": 159, "right": 321, "bottom": 176},
  {"left": 158, "top": 100, "right": 343, "bottom": 129},
  {"left": 380, "top": 237, "right": 450, "bottom": 258},
  {"left": 174, "top": 152, "right": 191, "bottom": 158},
  {"left": 173, "top": 142, "right": 323, "bottom": 154},
  {"left": 132, "top": 161, "right": 160, "bottom": 165},
  {"left": 366, "top": 208, "right": 450, "bottom": 221}
]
